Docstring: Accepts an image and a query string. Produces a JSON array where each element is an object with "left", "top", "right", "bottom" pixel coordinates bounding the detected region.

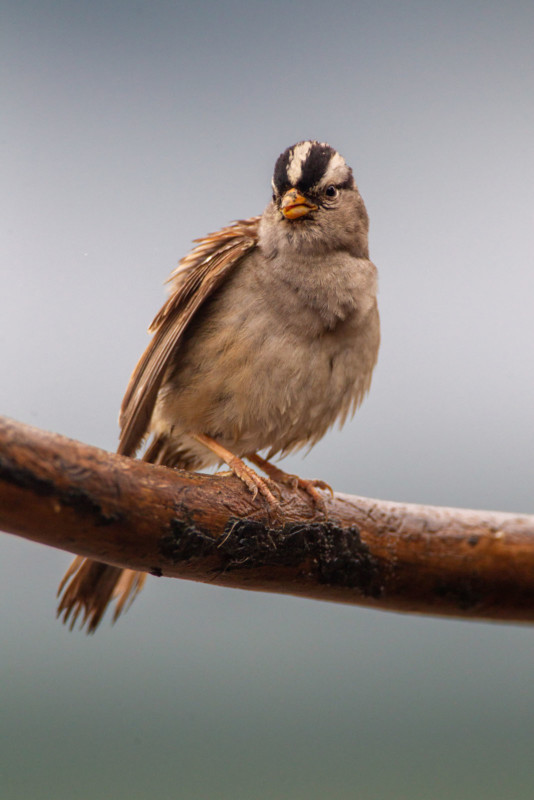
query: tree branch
[{"left": 1, "top": 415, "right": 533, "bottom": 623}]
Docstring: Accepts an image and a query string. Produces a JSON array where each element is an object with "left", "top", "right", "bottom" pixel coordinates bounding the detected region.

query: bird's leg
[
  {"left": 191, "top": 433, "right": 277, "bottom": 505},
  {"left": 247, "top": 453, "right": 333, "bottom": 509}
]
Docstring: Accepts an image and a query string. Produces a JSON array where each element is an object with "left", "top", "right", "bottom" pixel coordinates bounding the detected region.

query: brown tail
[
  {"left": 56, "top": 435, "right": 174, "bottom": 633},
  {"left": 57, "top": 557, "right": 146, "bottom": 633}
]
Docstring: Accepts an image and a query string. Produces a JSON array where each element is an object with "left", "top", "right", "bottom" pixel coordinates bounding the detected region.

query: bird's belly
[
  {"left": 153, "top": 305, "right": 375, "bottom": 460},
  {"left": 235, "top": 332, "right": 356, "bottom": 451}
]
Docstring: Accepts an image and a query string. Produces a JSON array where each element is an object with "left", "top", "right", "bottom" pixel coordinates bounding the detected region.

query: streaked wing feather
[{"left": 118, "top": 217, "right": 260, "bottom": 456}]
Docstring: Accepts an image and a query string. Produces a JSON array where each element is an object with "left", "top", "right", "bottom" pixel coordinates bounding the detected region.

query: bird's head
[{"left": 261, "top": 140, "right": 369, "bottom": 259}]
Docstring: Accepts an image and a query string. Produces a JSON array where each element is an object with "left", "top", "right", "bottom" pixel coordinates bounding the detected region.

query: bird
[{"left": 57, "top": 140, "right": 380, "bottom": 632}]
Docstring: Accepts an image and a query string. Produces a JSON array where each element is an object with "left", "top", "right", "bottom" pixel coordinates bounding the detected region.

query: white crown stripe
[
  {"left": 286, "top": 141, "right": 313, "bottom": 185},
  {"left": 313, "top": 152, "right": 350, "bottom": 191}
]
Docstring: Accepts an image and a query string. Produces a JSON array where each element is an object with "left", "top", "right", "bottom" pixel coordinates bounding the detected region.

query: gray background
[{"left": 2, "top": 1, "right": 534, "bottom": 798}]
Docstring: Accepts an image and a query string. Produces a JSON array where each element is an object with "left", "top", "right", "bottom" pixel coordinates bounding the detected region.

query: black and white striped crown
[{"left": 272, "top": 141, "right": 354, "bottom": 196}]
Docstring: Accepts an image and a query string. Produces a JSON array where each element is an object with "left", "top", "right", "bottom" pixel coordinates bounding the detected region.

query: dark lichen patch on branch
[
  {"left": 222, "top": 519, "right": 383, "bottom": 596},
  {"left": 61, "top": 487, "right": 124, "bottom": 526},
  {"left": 159, "top": 513, "right": 383, "bottom": 597},
  {"left": 159, "top": 513, "right": 218, "bottom": 562},
  {"left": 0, "top": 456, "right": 56, "bottom": 497},
  {"left": 0, "top": 456, "right": 123, "bottom": 526}
]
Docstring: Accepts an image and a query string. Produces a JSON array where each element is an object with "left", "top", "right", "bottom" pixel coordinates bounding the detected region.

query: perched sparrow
[{"left": 57, "top": 140, "right": 380, "bottom": 631}]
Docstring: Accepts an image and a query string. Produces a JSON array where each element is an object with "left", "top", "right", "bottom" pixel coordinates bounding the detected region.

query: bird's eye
[
  {"left": 325, "top": 185, "right": 338, "bottom": 198},
  {"left": 272, "top": 193, "right": 277, "bottom": 202}
]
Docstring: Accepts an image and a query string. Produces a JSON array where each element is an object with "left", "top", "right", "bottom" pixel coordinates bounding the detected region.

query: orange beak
[{"left": 280, "top": 188, "right": 318, "bottom": 220}]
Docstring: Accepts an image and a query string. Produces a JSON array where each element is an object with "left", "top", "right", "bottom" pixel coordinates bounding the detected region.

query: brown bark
[{"left": 1, "top": 415, "right": 533, "bottom": 622}]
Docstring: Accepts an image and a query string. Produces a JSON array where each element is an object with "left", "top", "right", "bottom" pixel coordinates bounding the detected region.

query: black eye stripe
[{"left": 336, "top": 175, "right": 354, "bottom": 191}]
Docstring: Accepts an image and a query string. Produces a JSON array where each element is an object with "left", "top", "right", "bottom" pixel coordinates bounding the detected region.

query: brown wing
[{"left": 118, "top": 216, "right": 260, "bottom": 457}]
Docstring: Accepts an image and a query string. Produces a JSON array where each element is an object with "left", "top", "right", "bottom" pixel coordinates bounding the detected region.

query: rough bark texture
[{"left": 1, "top": 415, "right": 533, "bottom": 622}]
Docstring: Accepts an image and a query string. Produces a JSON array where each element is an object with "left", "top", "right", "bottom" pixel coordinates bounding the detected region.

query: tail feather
[
  {"left": 57, "top": 556, "right": 146, "bottom": 634},
  {"left": 56, "top": 437, "right": 167, "bottom": 633},
  {"left": 56, "top": 434, "right": 205, "bottom": 632},
  {"left": 112, "top": 568, "right": 147, "bottom": 621}
]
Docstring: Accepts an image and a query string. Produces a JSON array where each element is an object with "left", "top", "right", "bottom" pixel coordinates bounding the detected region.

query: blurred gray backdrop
[{"left": 2, "top": 1, "right": 534, "bottom": 798}]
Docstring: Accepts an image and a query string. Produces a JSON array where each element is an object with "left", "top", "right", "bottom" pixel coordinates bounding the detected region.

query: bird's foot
[
  {"left": 192, "top": 433, "right": 278, "bottom": 506},
  {"left": 247, "top": 454, "right": 332, "bottom": 512},
  {"left": 225, "top": 455, "right": 278, "bottom": 505}
]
